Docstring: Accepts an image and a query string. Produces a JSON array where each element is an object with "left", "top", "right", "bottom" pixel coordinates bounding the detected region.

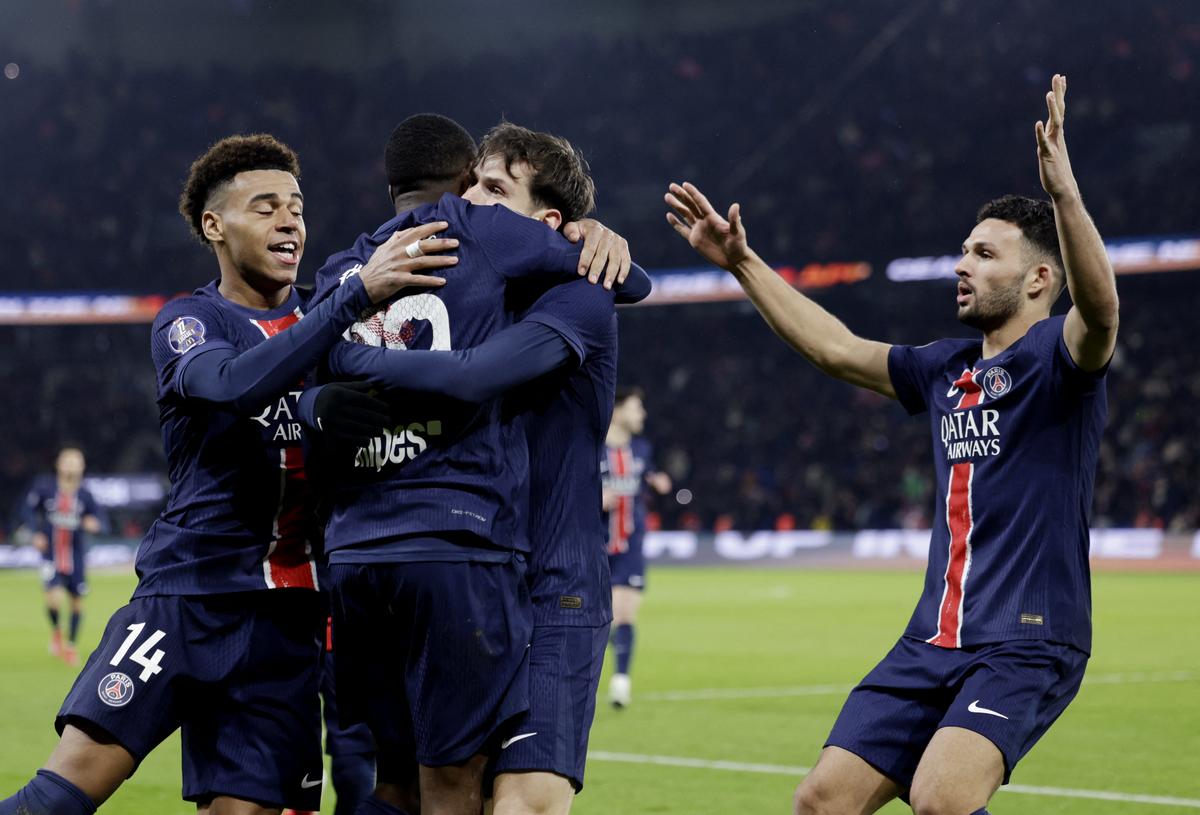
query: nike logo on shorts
[
  {"left": 501, "top": 732, "right": 538, "bottom": 749},
  {"left": 300, "top": 773, "right": 323, "bottom": 789},
  {"left": 967, "top": 700, "right": 1009, "bottom": 720}
]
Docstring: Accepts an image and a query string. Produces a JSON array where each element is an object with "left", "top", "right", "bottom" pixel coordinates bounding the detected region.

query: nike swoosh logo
[
  {"left": 300, "top": 774, "right": 323, "bottom": 789},
  {"left": 967, "top": 700, "right": 1009, "bottom": 720},
  {"left": 500, "top": 732, "right": 538, "bottom": 750}
]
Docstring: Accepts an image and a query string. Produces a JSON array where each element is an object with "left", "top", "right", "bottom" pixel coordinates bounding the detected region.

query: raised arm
[
  {"left": 1036, "top": 74, "right": 1119, "bottom": 371},
  {"left": 665, "top": 182, "right": 895, "bottom": 398}
]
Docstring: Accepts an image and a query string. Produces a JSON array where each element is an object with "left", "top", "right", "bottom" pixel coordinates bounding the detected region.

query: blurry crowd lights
[
  {"left": 675, "top": 488, "right": 693, "bottom": 505},
  {"left": 4, "top": 63, "right": 19, "bottom": 80}
]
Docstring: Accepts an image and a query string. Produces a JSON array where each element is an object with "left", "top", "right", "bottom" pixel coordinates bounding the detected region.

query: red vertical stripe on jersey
[
  {"left": 250, "top": 308, "right": 318, "bottom": 591},
  {"left": 929, "top": 461, "right": 975, "bottom": 648},
  {"left": 608, "top": 446, "right": 634, "bottom": 555},
  {"left": 953, "top": 368, "right": 983, "bottom": 409},
  {"left": 53, "top": 491, "right": 75, "bottom": 575}
]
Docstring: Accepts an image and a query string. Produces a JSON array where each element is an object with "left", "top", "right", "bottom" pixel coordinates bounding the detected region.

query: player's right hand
[
  {"left": 31, "top": 532, "right": 49, "bottom": 553},
  {"left": 359, "top": 221, "right": 458, "bottom": 304},
  {"left": 665, "top": 182, "right": 751, "bottom": 273}
]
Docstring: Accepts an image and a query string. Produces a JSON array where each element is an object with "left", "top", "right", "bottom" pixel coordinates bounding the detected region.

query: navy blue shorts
[
  {"left": 826, "top": 636, "right": 1088, "bottom": 788},
  {"left": 320, "top": 624, "right": 376, "bottom": 758},
  {"left": 608, "top": 550, "right": 645, "bottom": 590},
  {"left": 330, "top": 556, "right": 533, "bottom": 767},
  {"left": 56, "top": 591, "right": 325, "bottom": 810},
  {"left": 42, "top": 562, "right": 87, "bottom": 596},
  {"left": 490, "top": 623, "right": 610, "bottom": 791}
]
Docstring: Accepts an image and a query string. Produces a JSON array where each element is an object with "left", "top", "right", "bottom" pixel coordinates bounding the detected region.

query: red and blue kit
[
  {"left": 25, "top": 478, "right": 101, "bottom": 596},
  {"left": 603, "top": 437, "right": 654, "bottom": 590}
]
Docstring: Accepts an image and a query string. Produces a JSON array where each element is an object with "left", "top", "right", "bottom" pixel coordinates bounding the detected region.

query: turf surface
[{"left": 0, "top": 567, "right": 1196, "bottom": 813}]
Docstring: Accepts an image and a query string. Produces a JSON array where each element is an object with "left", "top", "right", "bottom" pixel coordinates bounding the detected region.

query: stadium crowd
[{"left": 2, "top": 1, "right": 1197, "bottom": 536}]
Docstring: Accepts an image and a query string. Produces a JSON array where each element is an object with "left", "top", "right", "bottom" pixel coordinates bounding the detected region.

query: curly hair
[
  {"left": 476, "top": 122, "right": 595, "bottom": 225},
  {"left": 178, "top": 134, "right": 300, "bottom": 245},
  {"left": 977, "top": 194, "right": 1065, "bottom": 294}
]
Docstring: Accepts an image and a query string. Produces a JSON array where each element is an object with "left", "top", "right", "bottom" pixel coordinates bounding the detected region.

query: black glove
[{"left": 311, "top": 382, "right": 391, "bottom": 447}]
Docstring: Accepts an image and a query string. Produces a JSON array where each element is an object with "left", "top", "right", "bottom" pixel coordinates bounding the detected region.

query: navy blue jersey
[
  {"left": 310, "top": 194, "right": 585, "bottom": 562},
  {"left": 24, "top": 478, "right": 100, "bottom": 576},
  {"left": 136, "top": 280, "right": 356, "bottom": 596},
  {"left": 888, "top": 315, "right": 1107, "bottom": 653},
  {"left": 601, "top": 437, "right": 654, "bottom": 558},
  {"left": 510, "top": 279, "right": 618, "bottom": 626}
]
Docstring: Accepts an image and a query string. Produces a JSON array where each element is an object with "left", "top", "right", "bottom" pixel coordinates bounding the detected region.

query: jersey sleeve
[
  {"left": 310, "top": 232, "right": 376, "bottom": 311},
  {"left": 888, "top": 342, "right": 945, "bottom": 416},
  {"left": 1045, "top": 314, "right": 1109, "bottom": 395},
  {"left": 149, "top": 296, "right": 237, "bottom": 401},
  {"left": 520, "top": 277, "right": 617, "bottom": 366},
  {"left": 325, "top": 321, "right": 573, "bottom": 403},
  {"left": 463, "top": 202, "right": 582, "bottom": 281},
  {"left": 79, "top": 489, "right": 106, "bottom": 531},
  {"left": 22, "top": 483, "right": 46, "bottom": 529}
]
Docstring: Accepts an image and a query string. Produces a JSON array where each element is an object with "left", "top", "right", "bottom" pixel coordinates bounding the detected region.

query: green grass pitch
[{"left": 1, "top": 567, "right": 1196, "bottom": 813}]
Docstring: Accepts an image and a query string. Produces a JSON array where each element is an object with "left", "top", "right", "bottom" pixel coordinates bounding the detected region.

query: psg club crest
[
  {"left": 97, "top": 671, "right": 135, "bottom": 707},
  {"left": 168, "top": 316, "right": 207, "bottom": 355},
  {"left": 981, "top": 366, "right": 1012, "bottom": 399}
]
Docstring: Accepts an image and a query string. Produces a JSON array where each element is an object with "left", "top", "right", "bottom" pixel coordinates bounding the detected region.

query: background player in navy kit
[
  {"left": 666, "top": 75, "right": 1118, "bottom": 815},
  {"left": 601, "top": 387, "right": 672, "bottom": 709},
  {"left": 318, "top": 124, "right": 645, "bottom": 815},
  {"left": 309, "top": 119, "right": 647, "bottom": 815},
  {"left": 0, "top": 135, "right": 456, "bottom": 815},
  {"left": 23, "top": 447, "right": 103, "bottom": 666}
]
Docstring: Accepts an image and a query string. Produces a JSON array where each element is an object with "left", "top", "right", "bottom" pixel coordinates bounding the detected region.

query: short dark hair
[
  {"left": 615, "top": 385, "right": 644, "bottom": 407},
  {"left": 179, "top": 134, "right": 300, "bottom": 245},
  {"left": 476, "top": 122, "right": 596, "bottom": 225},
  {"left": 385, "top": 113, "right": 477, "bottom": 200},
  {"left": 977, "top": 195, "right": 1065, "bottom": 295}
]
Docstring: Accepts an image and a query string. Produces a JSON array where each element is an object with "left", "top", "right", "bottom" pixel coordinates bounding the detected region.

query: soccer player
[
  {"left": 24, "top": 447, "right": 103, "bottom": 666},
  {"left": 0, "top": 134, "right": 455, "bottom": 815},
  {"left": 307, "top": 118, "right": 649, "bottom": 815},
  {"left": 601, "top": 387, "right": 672, "bottom": 709},
  {"left": 666, "top": 75, "right": 1116, "bottom": 815},
  {"left": 315, "top": 124, "right": 645, "bottom": 815}
]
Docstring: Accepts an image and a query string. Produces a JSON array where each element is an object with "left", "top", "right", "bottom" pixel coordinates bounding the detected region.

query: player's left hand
[
  {"left": 646, "top": 471, "right": 673, "bottom": 495},
  {"left": 563, "top": 219, "right": 631, "bottom": 290},
  {"left": 1035, "top": 74, "right": 1079, "bottom": 201},
  {"left": 311, "top": 382, "right": 391, "bottom": 447},
  {"left": 82, "top": 516, "right": 102, "bottom": 534}
]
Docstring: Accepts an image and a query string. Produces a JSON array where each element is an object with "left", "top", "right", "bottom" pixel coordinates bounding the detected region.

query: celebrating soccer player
[
  {"left": 666, "top": 74, "right": 1117, "bottom": 815},
  {"left": 0, "top": 134, "right": 457, "bottom": 815},
  {"left": 24, "top": 447, "right": 103, "bottom": 667},
  {"left": 601, "top": 386, "right": 672, "bottom": 709},
  {"left": 308, "top": 120, "right": 648, "bottom": 815}
]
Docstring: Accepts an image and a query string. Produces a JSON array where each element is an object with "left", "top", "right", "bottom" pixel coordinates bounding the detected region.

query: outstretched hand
[
  {"left": 1035, "top": 74, "right": 1078, "bottom": 201},
  {"left": 665, "top": 182, "right": 750, "bottom": 272}
]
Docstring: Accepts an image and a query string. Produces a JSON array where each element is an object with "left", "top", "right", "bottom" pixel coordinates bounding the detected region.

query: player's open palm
[
  {"left": 358, "top": 221, "right": 459, "bottom": 303},
  {"left": 665, "top": 182, "right": 750, "bottom": 272},
  {"left": 1035, "top": 74, "right": 1078, "bottom": 200}
]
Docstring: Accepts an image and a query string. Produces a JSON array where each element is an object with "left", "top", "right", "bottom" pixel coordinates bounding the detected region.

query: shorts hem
[
  {"left": 491, "top": 766, "right": 583, "bottom": 793},
  {"left": 822, "top": 739, "right": 913, "bottom": 791}
]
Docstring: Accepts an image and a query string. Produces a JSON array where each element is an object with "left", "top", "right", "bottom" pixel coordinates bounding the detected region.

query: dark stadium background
[{"left": 1, "top": 0, "right": 1197, "bottom": 544}]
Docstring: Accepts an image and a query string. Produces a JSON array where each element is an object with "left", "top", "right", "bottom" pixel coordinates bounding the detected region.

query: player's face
[
  {"left": 463, "top": 155, "right": 562, "bottom": 230},
  {"left": 615, "top": 395, "right": 646, "bottom": 435},
  {"left": 207, "top": 170, "right": 306, "bottom": 290},
  {"left": 56, "top": 449, "right": 84, "bottom": 485},
  {"left": 954, "top": 219, "right": 1028, "bottom": 332}
]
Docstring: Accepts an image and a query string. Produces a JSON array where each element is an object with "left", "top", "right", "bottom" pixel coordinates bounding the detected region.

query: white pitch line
[
  {"left": 588, "top": 751, "right": 1200, "bottom": 809},
  {"left": 639, "top": 670, "right": 1196, "bottom": 702}
]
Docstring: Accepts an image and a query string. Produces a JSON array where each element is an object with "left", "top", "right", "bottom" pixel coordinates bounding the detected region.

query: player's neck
[
  {"left": 393, "top": 191, "right": 442, "bottom": 217},
  {"left": 980, "top": 310, "right": 1042, "bottom": 360},
  {"left": 56, "top": 478, "right": 79, "bottom": 494},
  {"left": 216, "top": 269, "right": 291, "bottom": 311},
  {"left": 607, "top": 426, "right": 632, "bottom": 447}
]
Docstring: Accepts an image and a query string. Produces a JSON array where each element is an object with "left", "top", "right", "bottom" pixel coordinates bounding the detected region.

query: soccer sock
[
  {"left": 613, "top": 623, "right": 635, "bottom": 675},
  {"left": 353, "top": 797, "right": 411, "bottom": 815},
  {"left": 69, "top": 611, "right": 82, "bottom": 644},
  {"left": 0, "top": 769, "right": 97, "bottom": 815},
  {"left": 47, "top": 607, "right": 60, "bottom": 629}
]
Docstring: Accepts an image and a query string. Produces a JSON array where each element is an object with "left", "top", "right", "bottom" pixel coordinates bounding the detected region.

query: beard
[{"left": 957, "top": 277, "right": 1023, "bottom": 332}]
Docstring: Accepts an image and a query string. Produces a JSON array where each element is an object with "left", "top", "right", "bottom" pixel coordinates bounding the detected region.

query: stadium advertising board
[{"left": 886, "top": 236, "right": 1200, "bottom": 282}]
